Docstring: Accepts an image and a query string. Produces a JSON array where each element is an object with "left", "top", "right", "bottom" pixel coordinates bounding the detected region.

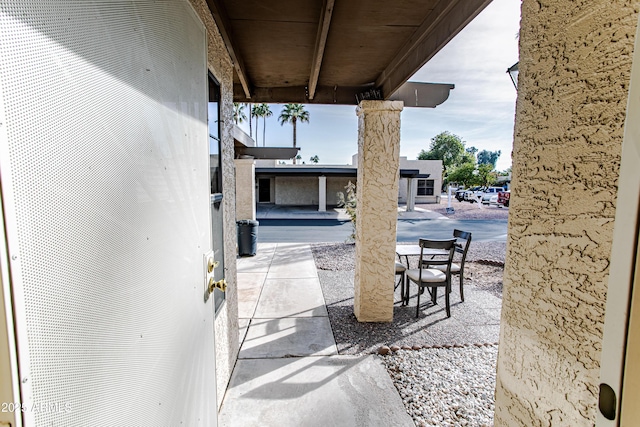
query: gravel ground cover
[
  {"left": 381, "top": 346, "right": 497, "bottom": 427},
  {"left": 423, "top": 197, "right": 509, "bottom": 221},
  {"left": 311, "top": 241, "right": 504, "bottom": 426},
  {"left": 313, "top": 255, "right": 503, "bottom": 354},
  {"left": 312, "top": 241, "right": 506, "bottom": 271},
  {"left": 312, "top": 241, "right": 506, "bottom": 302}
]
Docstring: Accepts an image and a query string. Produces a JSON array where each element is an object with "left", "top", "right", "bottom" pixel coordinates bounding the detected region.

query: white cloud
[{"left": 403, "top": 0, "right": 521, "bottom": 171}]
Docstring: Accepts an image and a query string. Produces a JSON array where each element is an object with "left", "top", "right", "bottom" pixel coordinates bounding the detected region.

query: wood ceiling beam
[
  {"left": 308, "top": 0, "right": 335, "bottom": 100},
  {"left": 233, "top": 84, "right": 370, "bottom": 105},
  {"left": 205, "top": 0, "right": 252, "bottom": 98},
  {"left": 376, "top": 0, "right": 493, "bottom": 98}
]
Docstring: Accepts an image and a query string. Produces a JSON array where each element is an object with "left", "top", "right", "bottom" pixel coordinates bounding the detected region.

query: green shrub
[{"left": 337, "top": 181, "right": 357, "bottom": 242}]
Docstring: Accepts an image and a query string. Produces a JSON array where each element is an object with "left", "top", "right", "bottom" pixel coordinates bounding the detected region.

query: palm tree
[
  {"left": 261, "top": 104, "right": 272, "bottom": 147},
  {"left": 278, "top": 104, "right": 310, "bottom": 164},
  {"left": 233, "top": 103, "right": 246, "bottom": 125},
  {"left": 247, "top": 103, "right": 253, "bottom": 138},
  {"left": 251, "top": 104, "right": 272, "bottom": 146},
  {"left": 251, "top": 104, "right": 262, "bottom": 144}
]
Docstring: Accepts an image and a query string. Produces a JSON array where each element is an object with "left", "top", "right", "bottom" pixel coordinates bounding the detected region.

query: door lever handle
[
  {"left": 207, "top": 259, "right": 219, "bottom": 273},
  {"left": 208, "top": 278, "right": 227, "bottom": 294}
]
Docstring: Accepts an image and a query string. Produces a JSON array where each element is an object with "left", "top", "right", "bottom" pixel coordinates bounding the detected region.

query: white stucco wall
[
  {"left": 398, "top": 157, "right": 443, "bottom": 204},
  {"left": 261, "top": 156, "right": 440, "bottom": 206},
  {"left": 255, "top": 174, "right": 353, "bottom": 206},
  {"left": 234, "top": 158, "right": 256, "bottom": 220},
  {"left": 274, "top": 176, "right": 319, "bottom": 205}
]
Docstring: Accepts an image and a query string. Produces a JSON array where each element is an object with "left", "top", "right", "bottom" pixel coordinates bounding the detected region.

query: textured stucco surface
[
  {"left": 275, "top": 176, "right": 319, "bottom": 205},
  {"left": 270, "top": 175, "right": 353, "bottom": 206},
  {"left": 270, "top": 176, "right": 362, "bottom": 206},
  {"left": 354, "top": 101, "right": 403, "bottom": 322},
  {"left": 235, "top": 158, "right": 256, "bottom": 220},
  {"left": 190, "top": 0, "right": 239, "bottom": 410},
  {"left": 255, "top": 158, "right": 439, "bottom": 206},
  {"left": 327, "top": 177, "right": 354, "bottom": 205},
  {"left": 495, "top": 1, "right": 638, "bottom": 425}
]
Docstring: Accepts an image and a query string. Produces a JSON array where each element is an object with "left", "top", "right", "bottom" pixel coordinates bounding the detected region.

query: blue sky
[{"left": 237, "top": 0, "right": 521, "bottom": 172}]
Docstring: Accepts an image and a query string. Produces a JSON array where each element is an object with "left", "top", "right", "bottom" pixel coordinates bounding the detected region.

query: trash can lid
[{"left": 236, "top": 220, "right": 259, "bottom": 225}]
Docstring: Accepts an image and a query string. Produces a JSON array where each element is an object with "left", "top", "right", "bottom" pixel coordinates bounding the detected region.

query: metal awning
[
  {"left": 236, "top": 147, "right": 300, "bottom": 160},
  {"left": 401, "top": 171, "right": 432, "bottom": 179},
  {"left": 255, "top": 167, "right": 429, "bottom": 178},
  {"left": 256, "top": 167, "right": 356, "bottom": 177},
  {"left": 233, "top": 125, "right": 300, "bottom": 159},
  {"left": 389, "top": 82, "right": 455, "bottom": 108}
]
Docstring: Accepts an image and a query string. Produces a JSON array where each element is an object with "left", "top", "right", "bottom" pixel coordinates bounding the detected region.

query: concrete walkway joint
[{"left": 221, "top": 243, "right": 413, "bottom": 426}]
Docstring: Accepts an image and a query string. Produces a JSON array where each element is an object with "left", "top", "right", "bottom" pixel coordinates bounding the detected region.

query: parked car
[
  {"left": 463, "top": 186, "right": 485, "bottom": 203},
  {"left": 497, "top": 190, "right": 510, "bottom": 207},
  {"left": 481, "top": 187, "right": 504, "bottom": 205},
  {"left": 455, "top": 188, "right": 467, "bottom": 202}
]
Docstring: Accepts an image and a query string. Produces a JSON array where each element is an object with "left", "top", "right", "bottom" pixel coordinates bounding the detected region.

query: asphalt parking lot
[{"left": 254, "top": 196, "right": 509, "bottom": 243}]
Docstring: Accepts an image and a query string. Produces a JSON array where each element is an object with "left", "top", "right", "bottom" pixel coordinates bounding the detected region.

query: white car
[
  {"left": 463, "top": 186, "right": 484, "bottom": 203},
  {"left": 481, "top": 187, "right": 504, "bottom": 205}
]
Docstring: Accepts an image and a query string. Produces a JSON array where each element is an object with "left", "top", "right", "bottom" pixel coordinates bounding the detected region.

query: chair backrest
[
  {"left": 418, "top": 238, "right": 456, "bottom": 269},
  {"left": 453, "top": 229, "right": 472, "bottom": 262}
]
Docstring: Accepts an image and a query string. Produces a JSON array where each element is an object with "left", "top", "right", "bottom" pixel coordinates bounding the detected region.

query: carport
[{"left": 208, "top": 0, "right": 492, "bottom": 321}]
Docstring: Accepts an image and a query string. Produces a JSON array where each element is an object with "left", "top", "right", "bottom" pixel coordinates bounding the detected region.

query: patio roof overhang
[
  {"left": 255, "top": 167, "right": 429, "bottom": 179},
  {"left": 206, "top": 0, "right": 492, "bottom": 105},
  {"left": 233, "top": 125, "right": 300, "bottom": 159},
  {"left": 237, "top": 147, "right": 300, "bottom": 160}
]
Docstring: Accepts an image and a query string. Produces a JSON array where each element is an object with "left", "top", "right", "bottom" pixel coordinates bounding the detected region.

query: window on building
[{"left": 417, "top": 179, "right": 434, "bottom": 196}]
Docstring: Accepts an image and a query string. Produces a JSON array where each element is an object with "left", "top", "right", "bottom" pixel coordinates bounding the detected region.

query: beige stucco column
[
  {"left": 318, "top": 175, "right": 327, "bottom": 212},
  {"left": 406, "top": 178, "right": 415, "bottom": 212},
  {"left": 234, "top": 158, "right": 256, "bottom": 220},
  {"left": 353, "top": 100, "right": 403, "bottom": 322},
  {"left": 494, "top": 1, "right": 639, "bottom": 426}
]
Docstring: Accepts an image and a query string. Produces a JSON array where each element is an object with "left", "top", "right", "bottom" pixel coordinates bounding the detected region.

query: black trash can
[{"left": 237, "top": 220, "right": 259, "bottom": 256}]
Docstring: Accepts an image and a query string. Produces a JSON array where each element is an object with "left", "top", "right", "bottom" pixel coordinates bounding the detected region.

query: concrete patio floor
[{"left": 220, "top": 243, "right": 414, "bottom": 426}]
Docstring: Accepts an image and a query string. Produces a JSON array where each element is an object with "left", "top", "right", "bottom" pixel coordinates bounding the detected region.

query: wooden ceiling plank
[
  {"left": 375, "top": 0, "right": 457, "bottom": 88},
  {"left": 376, "top": 0, "right": 493, "bottom": 98},
  {"left": 234, "top": 84, "right": 371, "bottom": 105},
  {"left": 308, "top": 0, "right": 335, "bottom": 99},
  {"left": 231, "top": 20, "right": 317, "bottom": 87},
  {"left": 206, "top": 0, "right": 252, "bottom": 98}
]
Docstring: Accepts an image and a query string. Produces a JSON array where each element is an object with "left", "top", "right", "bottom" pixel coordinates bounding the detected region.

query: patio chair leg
[
  {"left": 404, "top": 275, "right": 410, "bottom": 305},
  {"left": 459, "top": 272, "right": 464, "bottom": 302},
  {"left": 445, "top": 282, "right": 451, "bottom": 317},
  {"left": 431, "top": 287, "right": 437, "bottom": 304},
  {"left": 400, "top": 273, "right": 405, "bottom": 305},
  {"left": 445, "top": 291, "right": 451, "bottom": 317},
  {"left": 404, "top": 275, "right": 408, "bottom": 306},
  {"left": 415, "top": 284, "right": 421, "bottom": 317}
]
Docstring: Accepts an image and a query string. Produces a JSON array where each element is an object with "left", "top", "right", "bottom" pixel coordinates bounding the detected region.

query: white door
[
  {"left": 0, "top": 1, "right": 217, "bottom": 425},
  {"left": 597, "top": 13, "right": 640, "bottom": 427}
]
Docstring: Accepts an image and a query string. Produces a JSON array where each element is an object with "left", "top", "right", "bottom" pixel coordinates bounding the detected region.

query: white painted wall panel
[{"left": 0, "top": 1, "right": 215, "bottom": 425}]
